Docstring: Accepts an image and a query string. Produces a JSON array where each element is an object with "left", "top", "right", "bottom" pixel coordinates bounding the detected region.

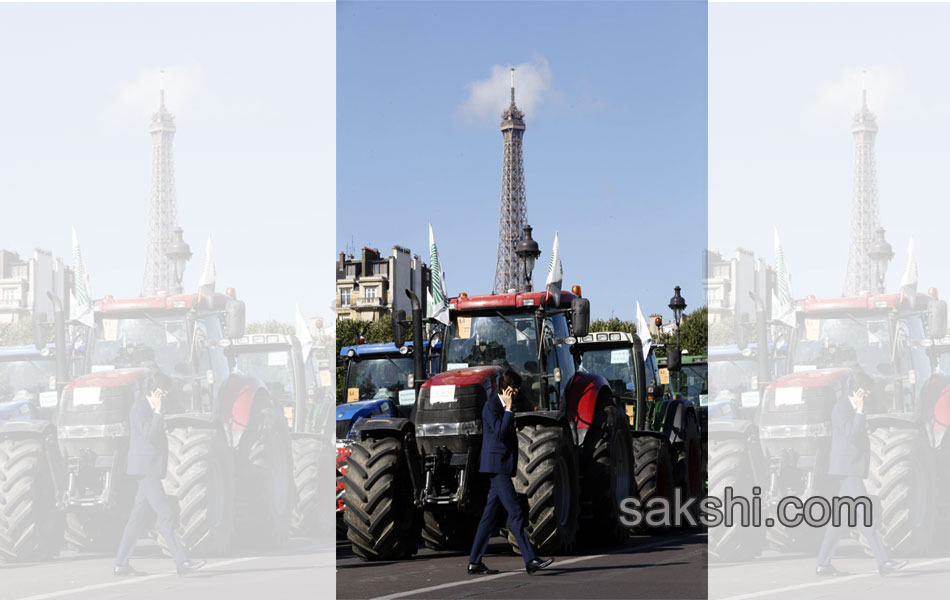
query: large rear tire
[
  {"left": 581, "top": 405, "right": 635, "bottom": 545},
  {"left": 510, "top": 423, "right": 580, "bottom": 555},
  {"left": 343, "top": 435, "right": 420, "bottom": 561},
  {"left": 632, "top": 434, "right": 675, "bottom": 530},
  {"left": 0, "top": 437, "right": 64, "bottom": 562},
  {"left": 707, "top": 437, "right": 764, "bottom": 561},
  {"left": 866, "top": 426, "right": 936, "bottom": 556},
  {"left": 673, "top": 409, "right": 703, "bottom": 516},
  {"left": 289, "top": 436, "right": 322, "bottom": 538},
  {"left": 237, "top": 407, "right": 295, "bottom": 548},
  {"left": 164, "top": 426, "right": 235, "bottom": 556}
]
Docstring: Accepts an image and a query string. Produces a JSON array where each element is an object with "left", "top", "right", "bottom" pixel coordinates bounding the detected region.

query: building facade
[
  {"left": 335, "top": 246, "right": 430, "bottom": 322},
  {"left": 0, "top": 249, "right": 71, "bottom": 325}
]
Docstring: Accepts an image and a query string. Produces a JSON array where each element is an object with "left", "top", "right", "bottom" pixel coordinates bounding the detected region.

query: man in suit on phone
[
  {"left": 468, "top": 369, "right": 554, "bottom": 576},
  {"left": 114, "top": 370, "right": 206, "bottom": 577},
  {"left": 816, "top": 371, "right": 908, "bottom": 577}
]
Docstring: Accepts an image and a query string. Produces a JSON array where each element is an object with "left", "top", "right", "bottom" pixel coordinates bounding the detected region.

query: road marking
[
  {"left": 714, "top": 557, "right": 950, "bottom": 600},
  {"left": 370, "top": 534, "right": 698, "bottom": 600},
  {"left": 13, "top": 544, "right": 331, "bottom": 600}
]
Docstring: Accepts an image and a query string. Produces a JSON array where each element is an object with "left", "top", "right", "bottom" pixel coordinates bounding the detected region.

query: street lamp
[
  {"left": 669, "top": 285, "right": 687, "bottom": 355},
  {"left": 515, "top": 224, "right": 541, "bottom": 292},
  {"left": 867, "top": 227, "right": 893, "bottom": 295},
  {"left": 166, "top": 227, "right": 192, "bottom": 294}
]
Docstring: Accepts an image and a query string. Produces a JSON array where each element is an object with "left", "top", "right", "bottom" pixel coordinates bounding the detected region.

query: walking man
[
  {"left": 468, "top": 369, "right": 554, "bottom": 576},
  {"left": 114, "top": 371, "right": 206, "bottom": 577},
  {"left": 816, "top": 371, "right": 907, "bottom": 577}
]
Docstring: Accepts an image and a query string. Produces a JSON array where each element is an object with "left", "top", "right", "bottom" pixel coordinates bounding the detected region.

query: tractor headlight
[{"left": 416, "top": 420, "right": 482, "bottom": 437}]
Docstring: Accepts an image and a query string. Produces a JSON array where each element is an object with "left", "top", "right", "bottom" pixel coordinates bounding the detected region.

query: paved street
[
  {"left": 0, "top": 538, "right": 334, "bottom": 600},
  {"left": 710, "top": 539, "right": 950, "bottom": 600},
  {"left": 337, "top": 530, "right": 707, "bottom": 599}
]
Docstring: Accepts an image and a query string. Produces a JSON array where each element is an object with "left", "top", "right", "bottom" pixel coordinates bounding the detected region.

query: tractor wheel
[
  {"left": 509, "top": 423, "right": 580, "bottom": 555},
  {"left": 343, "top": 435, "right": 420, "bottom": 561},
  {"left": 164, "top": 426, "right": 235, "bottom": 556},
  {"left": 422, "top": 510, "right": 477, "bottom": 551},
  {"left": 0, "top": 437, "right": 64, "bottom": 561},
  {"left": 289, "top": 436, "right": 322, "bottom": 538},
  {"left": 866, "top": 426, "right": 936, "bottom": 556},
  {"left": 632, "top": 435, "right": 675, "bottom": 530},
  {"left": 707, "top": 437, "right": 764, "bottom": 561},
  {"left": 580, "top": 405, "right": 635, "bottom": 546},
  {"left": 673, "top": 409, "right": 703, "bottom": 518},
  {"left": 238, "top": 408, "right": 295, "bottom": 548}
]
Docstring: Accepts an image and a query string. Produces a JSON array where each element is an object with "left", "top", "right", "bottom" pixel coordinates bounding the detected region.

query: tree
[
  {"left": 656, "top": 305, "right": 708, "bottom": 356},
  {"left": 589, "top": 317, "right": 637, "bottom": 335},
  {"left": 246, "top": 320, "right": 294, "bottom": 335}
]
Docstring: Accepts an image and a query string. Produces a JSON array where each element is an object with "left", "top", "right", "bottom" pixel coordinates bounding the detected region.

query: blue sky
[
  {"left": 0, "top": 3, "right": 335, "bottom": 322},
  {"left": 710, "top": 3, "right": 950, "bottom": 301},
  {"left": 337, "top": 1, "right": 707, "bottom": 322}
]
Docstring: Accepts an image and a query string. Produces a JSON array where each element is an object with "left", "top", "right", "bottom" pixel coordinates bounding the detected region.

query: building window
[
  {"left": 365, "top": 287, "right": 377, "bottom": 299},
  {"left": 373, "top": 263, "right": 388, "bottom": 276},
  {"left": 340, "top": 289, "right": 351, "bottom": 305},
  {"left": 345, "top": 264, "right": 356, "bottom": 278},
  {"left": 1, "top": 288, "right": 15, "bottom": 304}
]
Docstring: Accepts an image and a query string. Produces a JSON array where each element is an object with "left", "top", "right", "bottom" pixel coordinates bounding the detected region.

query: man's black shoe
[
  {"left": 815, "top": 564, "right": 849, "bottom": 577},
  {"left": 114, "top": 564, "right": 146, "bottom": 577},
  {"left": 468, "top": 562, "right": 499, "bottom": 575},
  {"left": 879, "top": 560, "right": 908, "bottom": 576},
  {"left": 177, "top": 559, "right": 207, "bottom": 577},
  {"left": 526, "top": 557, "right": 554, "bottom": 575}
]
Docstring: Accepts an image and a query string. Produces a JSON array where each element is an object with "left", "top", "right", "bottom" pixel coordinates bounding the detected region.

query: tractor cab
[
  {"left": 340, "top": 341, "right": 439, "bottom": 415},
  {"left": 0, "top": 345, "right": 67, "bottom": 421},
  {"left": 708, "top": 344, "right": 765, "bottom": 421}
]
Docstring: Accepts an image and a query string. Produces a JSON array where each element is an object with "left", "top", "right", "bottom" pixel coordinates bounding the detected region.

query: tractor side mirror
[
  {"left": 392, "top": 309, "right": 407, "bottom": 348},
  {"left": 225, "top": 300, "right": 246, "bottom": 339},
  {"left": 33, "top": 312, "right": 50, "bottom": 351},
  {"left": 666, "top": 348, "right": 682, "bottom": 372},
  {"left": 571, "top": 297, "right": 590, "bottom": 338},
  {"left": 930, "top": 300, "right": 948, "bottom": 339}
]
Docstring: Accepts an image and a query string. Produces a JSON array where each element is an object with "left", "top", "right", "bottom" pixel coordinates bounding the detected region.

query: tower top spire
[
  {"left": 159, "top": 69, "right": 165, "bottom": 108},
  {"left": 510, "top": 67, "right": 515, "bottom": 106}
]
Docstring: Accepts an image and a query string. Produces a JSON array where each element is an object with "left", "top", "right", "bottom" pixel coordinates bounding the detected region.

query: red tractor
[
  {"left": 755, "top": 292, "right": 949, "bottom": 556},
  {"left": 58, "top": 292, "right": 294, "bottom": 554},
  {"left": 343, "top": 288, "right": 637, "bottom": 560}
]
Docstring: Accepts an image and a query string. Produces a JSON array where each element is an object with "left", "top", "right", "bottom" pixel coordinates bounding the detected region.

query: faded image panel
[
  {"left": 0, "top": 2, "right": 335, "bottom": 598},
  {"left": 710, "top": 3, "right": 950, "bottom": 599}
]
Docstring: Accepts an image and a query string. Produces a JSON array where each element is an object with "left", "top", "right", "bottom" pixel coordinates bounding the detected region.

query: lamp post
[
  {"left": 515, "top": 225, "right": 541, "bottom": 292},
  {"left": 166, "top": 227, "right": 192, "bottom": 294},
  {"left": 669, "top": 285, "right": 687, "bottom": 352},
  {"left": 867, "top": 227, "right": 893, "bottom": 295}
]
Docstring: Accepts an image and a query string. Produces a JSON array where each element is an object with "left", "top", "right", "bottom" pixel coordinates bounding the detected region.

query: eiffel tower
[
  {"left": 843, "top": 89, "right": 880, "bottom": 296},
  {"left": 493, "top": 68, "right": 529, "bottom": 294},
  {"left": 142, "top": 79, "right": 180, "bottom": 295}
]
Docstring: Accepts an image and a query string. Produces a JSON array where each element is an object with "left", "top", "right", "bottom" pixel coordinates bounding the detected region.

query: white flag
[
  {"left": 900, "top": 236, "right": 918, "bottom": 307},
  {"left": 71, "top": 226, "right": 94, "bottom": 327},
  {"left": 197, "top": 235, "right": 216, "bottom": 306},
  {"left": 295, "top": 304, "right": 314, "bottom": 360},
  {"left": 636, "top": 301, "right": 653, "bottom": 361},
  {"left": 772, "top": 226, "right": 796, "bottom": 327},
  {"left": 427, "top": 223, "right": 449, "bottom": 326},
  {"left": 545, "top": 232, "right": 562, "bottom": 305}
]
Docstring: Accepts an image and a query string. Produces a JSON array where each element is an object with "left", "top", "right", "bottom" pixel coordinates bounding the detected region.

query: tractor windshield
[
  {"left": 708, "top": 358, "right": 757, "bottom": 404},
  {"left": 445, "top": 312, "right": 541, "bottom": 397},
  {"left": 344, "top": 355, "right": 414, "bottom": 406},
  {"left": 790, "top": 315, "right": 891, "bottom": 372},
  {"left": 232, "top": 347, "right": 296, "bottom": 403},
  {"left": 89, "top": 313, "right": 224, "bottom": 377},
  {"left": 0, "top": 358, "right": 56, "bottom": 405},
  {"left": 579, "top": 346, "right": 636, "bottom": 401}
]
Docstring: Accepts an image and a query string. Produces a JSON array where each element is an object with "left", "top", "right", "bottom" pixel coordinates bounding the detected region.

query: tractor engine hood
[
  {"left": 414, "top": 366, "right": 500, "bottom": 448},
  {"left": 758, "top": 368, "right": 849, "bottom": 441}
]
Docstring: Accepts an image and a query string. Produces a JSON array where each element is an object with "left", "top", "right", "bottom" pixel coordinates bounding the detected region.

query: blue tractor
[{"left": 336, "top": 341, "right": 438, "bottom": 537}]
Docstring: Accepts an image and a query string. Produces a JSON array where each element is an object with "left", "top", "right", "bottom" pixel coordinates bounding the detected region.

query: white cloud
[
  {"left": 110, "top": 65, "right": 203, "bottom": 122},
  {"left": 814, "top": 64, "right": 903, "bottom": 118},
  {"left": 458, "top": 56, "right": 553, "bottom": 123}
]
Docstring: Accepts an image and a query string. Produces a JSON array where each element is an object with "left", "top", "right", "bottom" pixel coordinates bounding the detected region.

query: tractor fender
[
  {"left": 163, "top": 412, "right": 219, "bottom": 431},
  {"left": 921, "top": 375, "right": 950, "bottom": 431},
  {"left": 865, "top": 413, "right": 927, "bottom": 436},
  {"left": 216, "top": 373, "right": 269, "bottom": 432},
  {"left": 350, "top": 416, "right": 413, "bottom": 439},
  {"left": 659, "top": 398, "right": 698, "bottom": 447},
  {"left": 0, "top": 418, "right": 56, "bottom": 440},
  {"left": 565, "top": 372, "right": 611, "bottom": 430}
]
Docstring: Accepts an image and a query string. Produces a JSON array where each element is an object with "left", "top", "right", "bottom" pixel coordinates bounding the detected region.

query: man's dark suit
[
  {"left": 469, "top": 393, "right": 537, "bottom": 564},
  {"left": 817, "top": 393, "right": 889, "bottom": 567},
  {"left": 115, "top": 393, "right": 187, "bottom": 567}
]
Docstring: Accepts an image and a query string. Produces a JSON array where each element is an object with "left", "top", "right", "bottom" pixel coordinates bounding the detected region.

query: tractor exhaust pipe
[
  {"left": 406, "top": 289, "right": 426, "bottom": 398},
  {"left": 47, "top": 291, "right": 68, "bottom": 393}
]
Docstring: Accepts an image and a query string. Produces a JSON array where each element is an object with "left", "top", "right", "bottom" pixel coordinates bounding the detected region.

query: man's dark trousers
[
  {"left": 115, "top": 475, "right": 187, "bottom": 566},
  {"left": 115, "top": 393, "right": 187, "bottom": 567},
  {"left": 817, "top": 475, "right": 888, "bottom": 567},
  {"left": 469, "top": 393, "right": 537, "bottom": 565}
]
